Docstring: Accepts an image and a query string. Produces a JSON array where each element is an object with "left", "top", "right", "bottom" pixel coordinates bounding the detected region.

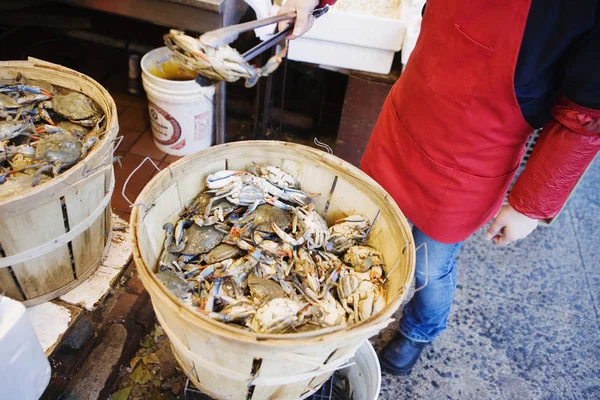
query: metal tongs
[{"left": 195, "top": 5, "right": 329, "bottom": 86}]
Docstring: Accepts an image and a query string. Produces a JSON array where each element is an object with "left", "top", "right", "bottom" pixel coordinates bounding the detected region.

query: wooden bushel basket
[
  {"left": 0, "top": 58, "right": 118, "bottom": 306},
  {"left": 131, "top": 141, "right": 416, "bottom": 400}
]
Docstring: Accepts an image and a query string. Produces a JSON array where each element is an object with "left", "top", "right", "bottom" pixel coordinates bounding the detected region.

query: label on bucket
[
  {"left": 194, "top": 112, "right": 210, "bottom": 141},
  {"left": 172, "top": 140, "right": 186, "bottom": 150},
  {"left": 148, "top": 100, "right": 181, "bottom": 145}
]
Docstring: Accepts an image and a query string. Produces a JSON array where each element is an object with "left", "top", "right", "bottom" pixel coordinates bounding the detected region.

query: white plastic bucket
[
  {"left": 342, "top": 340, "right": 382, "bottom": 400},
  {"left": 141, "top": 47, "right": 216, "bottom": 156},
  {"left": 0, "top": 296, "right": 51, "bottom": 400}
]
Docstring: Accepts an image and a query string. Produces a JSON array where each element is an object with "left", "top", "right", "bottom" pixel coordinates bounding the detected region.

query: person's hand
[
  {"left": 485, "top": 204, "right": 538, "bottom": 246},
  {"left": 277, "top": 0, "right": 319, "bottom": 39}
]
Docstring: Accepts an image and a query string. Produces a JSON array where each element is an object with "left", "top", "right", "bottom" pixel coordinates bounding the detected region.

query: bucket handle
[
  {"left": 0, "top": 167, "right": 115, "bottom": 269},
  {"left": 122, "top": 156, "right": 172, "bottom": 212}
]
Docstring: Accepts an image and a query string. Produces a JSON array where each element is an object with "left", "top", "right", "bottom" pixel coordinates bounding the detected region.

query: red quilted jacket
[{"left": 509, "top": 97, "right": 600, "bottom": 219}]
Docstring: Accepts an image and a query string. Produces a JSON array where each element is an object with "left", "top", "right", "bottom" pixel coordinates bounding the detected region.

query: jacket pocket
[
  {"left": 438, "top": 164, "right": 518, "bottom": 231},
  {"left": 427, "top": 23, "right": 496, "bottom": 109},
  {"left": 389, "top": 106, "right": 456, "bottom": 225}
]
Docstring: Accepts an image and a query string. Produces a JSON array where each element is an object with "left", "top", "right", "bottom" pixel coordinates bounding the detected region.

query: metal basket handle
[
  {"left": 121, "top": 156, "right": 163, "bottom": 212},
  {"left": 414, "top": 241, "right": 429, "bottom": 292}
]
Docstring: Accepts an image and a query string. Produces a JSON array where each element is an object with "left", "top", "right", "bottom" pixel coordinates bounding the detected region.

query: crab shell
[
  {"left": 318, "top": 292, "right": 347, "bottom": 326},
  {"left": 51, "top": 92, "right": 100, "bottom": 120},
  {"left": 181, "top": 225, "right": 225, "bottom": 256},
  {"left": 248, "top": 164, "right": 300, "bottom": 189},
  {"left": 156, "top": 271, "right": 190, "bottom": 299},
  {"left": 35, "top": 133, "right": 83, "bottom": 165},
  {"left": 249, "top": 297, "right": 307, "bottom": 334},
  {"left": 343, "top": 245, "right": 385, "bottom": 273},
  {"left": 57, "top": 121, "right": 90, "bottom": 137},
  {"left": 252, "top": 204, "right": 293, "bottom": 233},
  {"left": 202, "top": 243, "right": 242, "bottom": 264},
  {"left": 247, "top": 273, "right": 285, "bottom": 303}
]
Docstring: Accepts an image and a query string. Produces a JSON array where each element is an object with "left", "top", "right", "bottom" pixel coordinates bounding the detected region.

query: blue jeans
[{"left": 399, "top": 225, "right": 464, "bottom": 343}]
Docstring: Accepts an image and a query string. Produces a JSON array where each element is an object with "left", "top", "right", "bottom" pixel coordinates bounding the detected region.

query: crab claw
[
  {"left": 162, "top": 222, "right": 174, "bottom": 234},
  {"left": 265, "top": 196, "right": 293, "bottom": 210},
  {"left": 205, "top": 170, "right": 247, "bottom": 190},
  {"left": 37, "top": 102, "right": 55, "bottom": 125},
  {"left": 36, "top": 124, "right": 61, "bottom": 134},
  {"left": 40, "top": 89, "right": 53, "bottom": 98},
  {"left": 272, "top": 222, "right": 305, "bottom": 247},
  {"left": 277, "top": 246, "right": 293, "bottom": 260},
  {"left": 22, "top": 86, "right": 53, "bottom": 98},
  {"left": 206, "top": 170, "right": 246, "bottom": 181},
  {"left": 334, "top": 215, "right": 370, "bottom": 224}
]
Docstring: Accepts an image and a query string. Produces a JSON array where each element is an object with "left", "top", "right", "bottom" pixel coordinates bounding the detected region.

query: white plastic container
[
  {"left": 287, "top": 8, "right": 406, "bottom": 75},
  {"left": 0, "top": 296, "right": 51, "bottom": 400},
  {"left": 141, "top": 47, "right": 216, "bottom": 156},
  {"left": 341, "top": 340, "right": 382, "bottom": 400}
]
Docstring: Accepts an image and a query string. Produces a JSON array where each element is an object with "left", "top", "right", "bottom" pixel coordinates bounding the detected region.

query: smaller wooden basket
[{"left": 0, "top": 58, "right": 119, "bottom": 306}]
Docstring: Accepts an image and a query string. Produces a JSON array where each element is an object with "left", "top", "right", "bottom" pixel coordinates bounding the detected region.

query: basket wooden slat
[
  {"left": 0, "top": 266, "right": 23, "bottom": 300},
  {"left": 65, "top": 170, "right": 110, "bottom": 277},
  {"left": 0, "top": 199, "right": 73, "bottom": 298},
  {"left": 132, "top": 141, "right": 415, "bottom": 400},
  {"left": 0, "top": 58, "right": 118, "bottom": 306}
]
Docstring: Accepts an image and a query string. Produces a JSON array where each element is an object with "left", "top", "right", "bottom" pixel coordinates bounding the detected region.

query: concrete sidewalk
[{"left": 377, "top": 158, "right": 600, "bottom": 400}]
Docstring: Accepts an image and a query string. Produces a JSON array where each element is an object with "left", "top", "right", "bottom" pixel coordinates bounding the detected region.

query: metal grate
[
  {"left": 183, "top": 378, "right": 214, "bottom": 400},
  {"left": 308, "top": 375, "right": 335, "bottom": 400}
]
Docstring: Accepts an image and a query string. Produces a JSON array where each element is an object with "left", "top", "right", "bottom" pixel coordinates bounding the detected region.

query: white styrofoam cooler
[{"left": 287, "top": 8, "right": 406, "bottom": 75}]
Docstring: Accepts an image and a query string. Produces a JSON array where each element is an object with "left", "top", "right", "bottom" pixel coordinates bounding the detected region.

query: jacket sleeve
[{"left": 508, "top": 95, "right": 600, "bottom": 219}]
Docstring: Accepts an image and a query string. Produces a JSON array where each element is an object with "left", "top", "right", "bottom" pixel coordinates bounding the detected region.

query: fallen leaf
[
  {"left": 143, "top": 353, "right": 160, "bottom": 365},
  {"left": 151, "top": 389, "right": 163, "bottom": 400},
  {"left": 131, "top": 364, "right": 152, "bottom": 385},
  {"left": 153, "top": 379, "right": 161, "bottom": 387},
  {"left": 171, "top": 382, "right": 182, "bottom": 395},
  {"left": 111, "top": 387, "right": 132, "bottom": 400},
  {"left": 154, "top": 325, "right": 165, "bottom": 338},
  {"left": 130, "top": 357, "right": 141, "bottom": 369},
  {"left": 140, "top": 337, "right": 154, "bottom": 348}
]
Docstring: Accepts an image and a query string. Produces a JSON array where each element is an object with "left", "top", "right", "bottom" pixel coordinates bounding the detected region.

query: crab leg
[
  {"left": 29, "top": 164, "right": 53, "bottom": 186},
  {"left": 272, "top": 222, "right": 305, "bottom": 246}
]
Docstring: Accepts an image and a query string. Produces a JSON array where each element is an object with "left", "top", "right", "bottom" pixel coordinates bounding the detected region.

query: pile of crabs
[
  {"left": 156, "top": 164, "right": 388, "bottom": 335},
  {"left": 0, "top": 74, "right": 105, "bottom": 199}
]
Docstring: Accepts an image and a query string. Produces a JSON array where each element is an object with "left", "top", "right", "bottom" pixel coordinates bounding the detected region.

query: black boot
[{"left": 379, "top": 334, "right": 428, "bottom": 375}]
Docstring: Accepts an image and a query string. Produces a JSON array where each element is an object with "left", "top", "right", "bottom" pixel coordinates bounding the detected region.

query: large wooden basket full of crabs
[
  {"left": 132, "top": 141, "right": 415, "bottom": 400},
  {"left": 0, "top": 58, "right": 118, "bottom": 306}
]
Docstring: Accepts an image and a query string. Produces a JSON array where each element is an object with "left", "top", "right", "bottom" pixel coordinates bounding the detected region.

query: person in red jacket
[{"left": 279, "top": 0, "right": 600, "bottom": 375}]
